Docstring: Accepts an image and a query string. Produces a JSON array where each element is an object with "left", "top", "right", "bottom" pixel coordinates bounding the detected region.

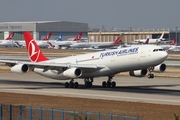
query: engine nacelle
[
  {"left": 153, "top": 63, "right": 166, "bottom": 72},
  {"left": 129, "top": 69, "right": 147, "bottom": 77},
  {"left": 63, "top": 68, "right": 82, "bottom": 78},
  {"left": 11, "top": 64, "right": 29, "bottom": 73}
]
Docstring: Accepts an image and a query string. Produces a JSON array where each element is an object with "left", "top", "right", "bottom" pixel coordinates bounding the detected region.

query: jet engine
[
  {"left": 11, "top": 64, "right": 29, "bottom": 73},
  {"left": 129, "top": 69, "right": 147, "bottom": 77},
  {"left": 63, "top": 68, "right": 82, "bottom": 78},
  {"left": 153, "top": 63, "right": 166, "bottom": 72}
]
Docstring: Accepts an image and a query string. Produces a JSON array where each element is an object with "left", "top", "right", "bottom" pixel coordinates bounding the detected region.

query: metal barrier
[{"left": 0, "top": 104, "right": 139, "bottom": 120}]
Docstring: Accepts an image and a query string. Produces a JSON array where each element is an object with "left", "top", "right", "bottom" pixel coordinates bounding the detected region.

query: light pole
[{"left": 176, "top": 27, "right": 178, "bottom": 45}]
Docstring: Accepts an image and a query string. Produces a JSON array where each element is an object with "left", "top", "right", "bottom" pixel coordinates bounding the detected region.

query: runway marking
[{"left": 2, "top": 89, "right": 180, "bottom": 104}]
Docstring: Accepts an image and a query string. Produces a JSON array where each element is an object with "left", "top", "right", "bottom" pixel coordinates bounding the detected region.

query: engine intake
[
  {"left": 129, "top": 69, "right": 147, "bottom": 77},
  {"left": 153, "top": 63, "right": 166, "bottom": 72},
  {"left": 11, "top": 64, "right": 29, "bottom": 73},
  {"left": 63, "top": 68, "right": 82, "bottom": 78}
]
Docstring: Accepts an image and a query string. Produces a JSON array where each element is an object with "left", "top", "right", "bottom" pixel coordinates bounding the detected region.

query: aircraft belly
[
  {"left": 34, "top": 68, "right": 69, "bottom": 80},
  {"left": 80, "top": 67, "right": 115, "bottom": 78}
]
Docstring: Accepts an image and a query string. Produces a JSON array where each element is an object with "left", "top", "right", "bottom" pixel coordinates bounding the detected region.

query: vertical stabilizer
[
  {"left": 114, "top": 34, "right": 124, "bottom": 44},
  {"left": 57, "top": 33, "right": 63, "bottom": 41},
  {"left": 5, "top": 32, "right": 14, "bottom": 40},
  {"left": 73, "top": 32, "right": 82, "bottom": 41},
  {"left": 170, "top": 38, "right": 176, "bottom": 45},
  {"left": 42, "top": 32, "right": 52, "bottom": 41},
  {"left": 23, "top": 32, "right": 49, "bottom": 62}
]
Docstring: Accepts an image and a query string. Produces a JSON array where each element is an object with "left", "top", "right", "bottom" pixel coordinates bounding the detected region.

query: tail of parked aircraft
[
  {"left": 159, "top": 32, "right": 165, "bottom": 40},
  {"left": 170, "top": 38, "right": 176, "bottom": 45},
  {"left": 42, "top": 32, "right": 52, "bottom": 41},
  {"left": 144, "top": 38, "right": 149, "bottom": 44},
  {"left": 114, "top": 34, "right": 124, "bottom": 44},
  {"left": 5, "top": 32, "right": 14, "bottom": 40},
  {"left": 73, "top": 32, "right": 83, "bottom": 41},
  {"left": 23, "top": 32, "right": 49, "bottom": 62},
  {"left": 57, "top": 33, "right": 63, "bottom": 41}
]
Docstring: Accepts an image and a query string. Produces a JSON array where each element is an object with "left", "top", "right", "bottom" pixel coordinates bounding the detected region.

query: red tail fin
[
  {"left": 5, "top": 32, "right": 14, "bottom": 40},
  {"left": 73, "top": 32, "right": 82, "bottom": 41},
  {"left": 42, "top": 32, "right": 52, "bottom": 41},
  {"left": 170, "top": 38, "right": 176, "bottom": 45},
  {"left": 23, "top": 32, "right": 49, "bottom": 62},
  {"left": 114, "top": 34, "right": 124, "bottom": 44}
]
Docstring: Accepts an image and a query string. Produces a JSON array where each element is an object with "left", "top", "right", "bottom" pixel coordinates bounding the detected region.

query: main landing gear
[
  {"left": 65, "top": 79, "right": 79, "bottom": 88},
  {"left": 64, "top": 76, "right": 117, "bottom": 88},
  {"left": 102, "top": 76, "right": 116, "bottom": 88},
  {"left": 147, "top": 67, "right": 154, "bottom": 79}
]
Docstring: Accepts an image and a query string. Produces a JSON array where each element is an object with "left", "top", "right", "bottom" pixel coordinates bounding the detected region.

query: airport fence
[{"left": 0, "top": 104, "right": 140, "bottom": 120}]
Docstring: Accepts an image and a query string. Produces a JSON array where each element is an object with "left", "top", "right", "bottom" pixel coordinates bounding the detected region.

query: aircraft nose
[{"left": 161, "top": 51, "right": 168, "bottom": 60}]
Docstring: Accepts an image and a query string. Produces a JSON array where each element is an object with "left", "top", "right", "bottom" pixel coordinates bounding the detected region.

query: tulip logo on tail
[{"left": 28, "top": 39, "right": 40, "bottom": 62}]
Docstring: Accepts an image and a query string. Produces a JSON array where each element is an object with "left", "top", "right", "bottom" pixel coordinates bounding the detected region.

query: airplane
[
  {"left": 159, "top": 38, "right": 177, "bottom": 50},
  {"left": 132, "top": 32, "right": 165, "bottom": 44},
  {"left": 48, "top": 32, "right": 83, "bottom": 49},
  {"left": 69, "top": 34, "right": 124, "bottom": 50},
  {"left": 0, "top": 32, "right": 168, "bottom": 88},
  {"left": 0, "top": 32, "right": 17, "bottom": 47},
  {"left": 35, "top": 32, "right": 52, "bottom": 48},
  {"left": 15, "top": 32, "right": 52, "bottom": 48}
]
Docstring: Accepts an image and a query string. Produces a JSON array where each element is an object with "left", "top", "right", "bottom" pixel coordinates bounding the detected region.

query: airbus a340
[{"left": 0, "top": 32, "right": 168, "bottom": 88}]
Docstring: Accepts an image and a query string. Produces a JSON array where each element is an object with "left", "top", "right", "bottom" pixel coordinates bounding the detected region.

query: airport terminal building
[{"left": 0, "top": 21, "right": 89, "bottom": 40}]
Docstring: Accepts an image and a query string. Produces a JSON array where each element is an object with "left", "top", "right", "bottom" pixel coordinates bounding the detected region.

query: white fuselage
[
  {"left": 0, "top": 40, "right": 17, "bottom": 47},
  {"left": 70, "top": 42, "right": 116, "bottom": 49},
  {"left": 133, "top": 39, "right": 161, "bottom": 44},
  {"left": 34, "top": 45, "right": 168, "bottom": 80}
]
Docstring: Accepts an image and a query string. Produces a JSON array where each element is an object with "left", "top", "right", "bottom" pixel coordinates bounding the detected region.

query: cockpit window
[{"left": 153, "top": 49, "right": 165, "bottom": 52}]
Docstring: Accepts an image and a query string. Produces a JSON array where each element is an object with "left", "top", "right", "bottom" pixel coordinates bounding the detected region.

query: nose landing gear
[{"left": 147, "top": 67, "right": 154, "bottom": 79}]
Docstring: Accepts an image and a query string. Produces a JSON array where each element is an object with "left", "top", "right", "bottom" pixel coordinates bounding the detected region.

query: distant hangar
[{"left": 0, "top": 21, "right": 89, "bottom": 40}]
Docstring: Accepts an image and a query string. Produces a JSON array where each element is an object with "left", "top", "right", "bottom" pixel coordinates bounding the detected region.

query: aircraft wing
[{"left": 0, "top": 60, "right": 105, "bottom": 71}]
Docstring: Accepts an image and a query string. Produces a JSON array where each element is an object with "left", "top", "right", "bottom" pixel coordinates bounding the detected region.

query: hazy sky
[{"left": 0, "top": 0, "right": 180, "bottom": 30}]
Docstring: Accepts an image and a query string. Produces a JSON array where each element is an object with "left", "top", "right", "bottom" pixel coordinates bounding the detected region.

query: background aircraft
[
  {"left": 0, "top": 32, "right": 17, "bottom": 47},
  {"left": 48, "top": 32, "right": 83, "bottom": 49},
  {"left": 70, "top": 34, "right": 124, "bottom": 50},
  {"left": 132, "top": 32, "right": 165, "bottom": 44},
  {"left": 159, "top": 38, "right": 177, "bottom": 50},
  {"left": 0, "top": 32, "right": 168, "bottom": 88},
  {"left": 16, "top": 32, "right": 52, "bottom": 48}
]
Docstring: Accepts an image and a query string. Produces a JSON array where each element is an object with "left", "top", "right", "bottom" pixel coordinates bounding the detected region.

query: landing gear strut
[
  {"left": 102, "top": 76, "right": 116, "bottom": 88},
  {"left": 147, "top": 67, "right": 154, "bottom": 79}
]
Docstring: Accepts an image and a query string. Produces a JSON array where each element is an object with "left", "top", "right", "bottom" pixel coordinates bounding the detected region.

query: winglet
[
  {"left": 23, "top": 32, "right": 49, "bottom": 62},
  {"left": 42, "top": 32, "right": 52, "bottom": 41},
  {"left": 73, "top": 32, "right": 82, "bottom": 41},
  {"left": 5, "top": 32, "right": 14, "bottom": 40}
]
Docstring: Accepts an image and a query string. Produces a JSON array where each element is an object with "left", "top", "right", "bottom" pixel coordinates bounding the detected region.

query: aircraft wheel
[
  {"left": 69, "top": 82, "right": 74, "bottom": 88},
  {"left": 102, "top": 81, "right": 107, "bottom": 88},
  {"left": 85, "top": 82, "right": 89, "bottom": 88},
  {"left": 150, "top": 74, "right": 154, "bottom": 79},
  {"left": 74, "top": 82, "right": 79, "bottom": 88},
  {"left": 88, "top": 82, "right": 92, "bottom": 88},
  {"left": 147, "top": 74, "right": 151, "bottom": 79},
  {"left": 111, "top": 81, "right": 116, "bottom": 88},
  {"left": 107, "top": 82, "right": 112, "bottom": 88},
  {"left": 65, "top": 82, "right": 69, "bottom": 88}
]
